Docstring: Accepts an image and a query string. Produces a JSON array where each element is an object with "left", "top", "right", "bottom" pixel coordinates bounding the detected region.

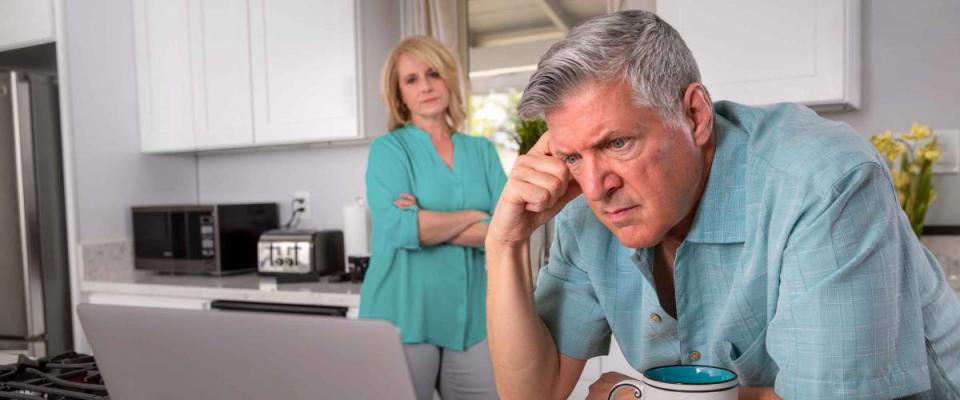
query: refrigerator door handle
[{"left": 10, "top": 71, "right": 48, "bottom": 357}]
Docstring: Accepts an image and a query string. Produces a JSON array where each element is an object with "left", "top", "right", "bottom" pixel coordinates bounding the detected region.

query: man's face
[{"left": 546, "top": 80, "right": 711, "bottom": 248}]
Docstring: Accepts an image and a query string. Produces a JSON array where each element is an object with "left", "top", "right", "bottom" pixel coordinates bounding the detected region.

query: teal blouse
[{"left": 359, "top": 123, "right": 507, "bottom": 350}]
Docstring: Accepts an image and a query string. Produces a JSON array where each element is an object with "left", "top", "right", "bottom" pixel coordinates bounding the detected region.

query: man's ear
[{"left": 681, "top": 82, "right": 713, "bottom": 147}]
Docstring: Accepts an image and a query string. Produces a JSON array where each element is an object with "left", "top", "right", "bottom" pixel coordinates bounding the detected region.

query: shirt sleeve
[
  {"left": 534, "top": 205, "right": 611, "bottom": 360},
  {"left": 767, "top": 162, "right": 932, "bottom": 399},
  {"left": 482, "top": 139, "right": 508, "bottom": 222},
  {"left": 365, "top": 136, "right": 421, "bottom": 251}
]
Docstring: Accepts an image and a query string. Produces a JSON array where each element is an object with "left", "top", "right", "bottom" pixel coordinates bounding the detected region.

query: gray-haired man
[{"left": 485, "top": 10, "right": 960, "bottom": 400}]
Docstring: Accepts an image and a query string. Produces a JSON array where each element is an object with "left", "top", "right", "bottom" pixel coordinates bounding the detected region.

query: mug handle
[{"left": 608, "top": 379, "right": 643, "bottom": 400}]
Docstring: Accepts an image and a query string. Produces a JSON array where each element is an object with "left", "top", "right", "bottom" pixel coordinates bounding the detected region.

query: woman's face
[{"left": 396, "top": 53, "right": 450, "bottom": 121}]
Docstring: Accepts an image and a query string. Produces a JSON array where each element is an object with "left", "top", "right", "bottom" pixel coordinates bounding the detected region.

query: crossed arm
[{"left": 393, "top": 193, "right": 489, "bottom": 248}]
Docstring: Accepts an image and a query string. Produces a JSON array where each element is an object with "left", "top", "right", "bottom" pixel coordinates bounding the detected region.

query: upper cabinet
[
  {"left": 0, "top": 0, "right": 55, "bottom": 52},
  {"left": 133, "top": 0, "right": 359, "bottom": 153},
  {"left": 248, "top": 0, "right": 357, "bottom": 145},
  {"left": 657, "top": 0, "right": 860, "bottom": 111}
]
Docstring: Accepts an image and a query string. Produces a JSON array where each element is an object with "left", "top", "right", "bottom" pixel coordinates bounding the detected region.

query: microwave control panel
[{"left": 199, "top": 215, "right": 215, "bottom": 258}]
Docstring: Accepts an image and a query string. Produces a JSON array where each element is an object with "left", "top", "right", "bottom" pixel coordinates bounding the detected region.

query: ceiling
[{"left": 468, "top": 0, "right": 608, "bottom": 48}]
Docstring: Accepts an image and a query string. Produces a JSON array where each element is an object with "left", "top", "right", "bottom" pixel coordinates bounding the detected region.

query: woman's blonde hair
[{"left": 381, "top": 36, "right": 466, "bottom": 132}]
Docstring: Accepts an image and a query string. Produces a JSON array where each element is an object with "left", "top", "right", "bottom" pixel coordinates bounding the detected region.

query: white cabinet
[
  {"left": 249, "top": 0, "right": 358, "bottom": 144},
  {"left": 84, "top": 292, "right": 211, "bottom": 310},
  {"left": 192, "top": 0, "right": 255, "bottom": 150},
  {"left": 132, "top": 0, "right": 196, "bottom": 152},
  {"left": 133, "top": 0, "right": 358, "bottom": 153},
  {"left": 657, "top": 0, "right": 860, "bottom": 111},
  {"left": 0, "top": 0, "right": 55, "bottom": 52}
]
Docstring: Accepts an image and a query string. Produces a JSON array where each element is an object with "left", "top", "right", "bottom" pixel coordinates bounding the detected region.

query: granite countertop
[
  {"left": 81, "top": 270, "right": 363, "bottom": 308},
  {"left": 79, "top": 242, "right": 363, "bottom": 308}
]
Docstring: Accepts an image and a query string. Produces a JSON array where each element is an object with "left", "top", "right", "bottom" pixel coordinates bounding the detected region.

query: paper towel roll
[{"left": 342, "top": 199, "right": 370, "bottom": 264}]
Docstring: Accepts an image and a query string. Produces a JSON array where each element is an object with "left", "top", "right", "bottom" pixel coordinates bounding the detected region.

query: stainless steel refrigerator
[{"left": 0, "top": 70, "right": 72, "bottom": 358}]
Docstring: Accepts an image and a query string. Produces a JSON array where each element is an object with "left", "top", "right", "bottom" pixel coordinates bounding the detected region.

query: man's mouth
[{"left": 604, "top": 205, "right": 637, "bottom": 222}]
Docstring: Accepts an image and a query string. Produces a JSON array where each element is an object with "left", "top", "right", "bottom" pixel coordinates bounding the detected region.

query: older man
[{"left": 485, "top": 10, "right": 960, "bottom": 400}]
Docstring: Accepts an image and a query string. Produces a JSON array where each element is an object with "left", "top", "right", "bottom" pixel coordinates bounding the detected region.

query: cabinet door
[
  {"left": 85, "top": 292, "right": 211, "bottom": 310},
  {"left": 0, "top": 0, "right": 54, "bottom": 52},
  {"left": 191, "top": 0, "right": 255, "bottom": 150},
  {"left": 248, "top": 0, "right": 359, "bottom": 145},
  {"left": 133, "top": 0, "right": 196, "bottom": 152},
  {"left": 657, "top": 0, "right": 860, "bottom": 110}
]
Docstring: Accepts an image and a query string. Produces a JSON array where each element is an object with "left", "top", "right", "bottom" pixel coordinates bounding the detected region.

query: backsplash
[
  {"left": 80, "top": 241, "right": 134, "bottom": 281},
  {"left": 920, "top": 236, "right": 960, "bottom": 293}
]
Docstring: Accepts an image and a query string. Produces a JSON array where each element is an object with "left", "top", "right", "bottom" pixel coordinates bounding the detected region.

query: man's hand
[
  {"left": 488, "top": 133, "right": 582, "bottom": 245},
  {"left": 587, "top": 372, "right": 639, "bottom": 400}
]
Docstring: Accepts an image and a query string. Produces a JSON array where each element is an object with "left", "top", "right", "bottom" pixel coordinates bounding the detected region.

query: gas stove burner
[{"left": 0, "top": 351, "right": 108, "bottom": 399}]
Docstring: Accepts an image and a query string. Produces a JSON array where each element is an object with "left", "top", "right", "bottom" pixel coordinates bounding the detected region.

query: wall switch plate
[
  {"left": 933, "top": 129, "right": 959, "bottom": 174},
  {"left": 293, "top": 190, "right": 310, "bottom": 220}
]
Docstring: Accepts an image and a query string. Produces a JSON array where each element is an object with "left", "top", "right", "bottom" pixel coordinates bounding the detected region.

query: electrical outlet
[
  {"left": 934, "top": 129, "right": 959, "bottom": 174},
  {"left": 293, "top": 190, "right": 310, "bottom": 220}
]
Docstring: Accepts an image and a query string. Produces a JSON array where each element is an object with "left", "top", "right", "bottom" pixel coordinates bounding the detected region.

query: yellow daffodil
[
  {"left": 869, "top": 122, "right": 941, "bottom": 237},
  {"left": 917, "top": 142, "right": 941, "bottom": 162},
  {"left": 870, "top": 130, "right": 907, "bottom": 162},
  {"left": 903, "top": 121, "right": 932, "bottom": 140},
  {"left": 891, "top": 169, "right": 911, "bottom": 190},
  {"left": 894, "top": 142, "right": 907, "bottom": 160}
]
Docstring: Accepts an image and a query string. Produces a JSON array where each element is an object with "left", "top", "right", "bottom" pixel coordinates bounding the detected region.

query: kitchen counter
[
  {"left": 81, "top": 270, "right": 362, "bottom": 309},
  {"left": 79, "top": 242, "right": 362, "bottom": 310}
]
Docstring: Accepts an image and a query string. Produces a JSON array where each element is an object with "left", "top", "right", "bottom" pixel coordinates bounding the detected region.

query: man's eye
[
  {"left": 563, "top": 155, "right": 579, "bottom": 164},
  {"left": 609, "top": 138, "right": 626, "bottom": 149}
]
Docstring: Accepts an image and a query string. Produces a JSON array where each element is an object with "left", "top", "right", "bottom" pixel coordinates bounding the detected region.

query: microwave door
[{"left": 133, "top": 211, "right": 181, "bottom": 258}]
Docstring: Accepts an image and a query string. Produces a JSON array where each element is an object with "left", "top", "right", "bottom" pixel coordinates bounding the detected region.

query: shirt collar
[{"left": 682, "top": 110, "right": 749, "bottom": 244}]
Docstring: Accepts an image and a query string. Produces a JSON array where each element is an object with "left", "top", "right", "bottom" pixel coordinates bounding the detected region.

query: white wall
[
  {"left": 197, "top": 144, "right": 369, "bottom": 230},
  {"left": 63, "top": 0, "right": 197, "bottom": 244},
  {"left": 195, "top": 0, "right": 400, "bottom": 232},
  {"left": 826, "top": 0, "right": 960, "bottom": 225},
  {"left": 63, "top": 0, "right": 400, "bottom": 244}
]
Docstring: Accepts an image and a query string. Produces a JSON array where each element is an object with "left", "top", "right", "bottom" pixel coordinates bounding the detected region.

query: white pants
[{"left": 403, "top": 340, "right": 499, "bottom": 400}]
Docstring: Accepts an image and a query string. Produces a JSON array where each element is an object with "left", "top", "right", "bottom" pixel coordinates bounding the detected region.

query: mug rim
[{"left": 642, "top": 365, "right": 738, "bottom": 391}]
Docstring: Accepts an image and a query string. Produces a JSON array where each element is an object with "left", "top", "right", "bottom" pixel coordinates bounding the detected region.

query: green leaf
[
  {"left": 911, "top": 160, "right": 934, "bottom": 234},
  {"left": 514, "top": 118, "right": 548, "bottom": 155}
]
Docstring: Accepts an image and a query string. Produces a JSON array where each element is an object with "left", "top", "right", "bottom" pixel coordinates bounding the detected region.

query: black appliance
[
  {"left": 132, "top": 203, "right": 278, "bottom": 275},
  {"left": 210, "top": 300, "right": 347, "bottom": 317},
  {"left": 0, "top": 351, "right": 108, "bottom": 399}
]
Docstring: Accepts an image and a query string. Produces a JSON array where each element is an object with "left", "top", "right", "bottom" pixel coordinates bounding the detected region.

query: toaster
[{"left": 257, "top": 229, "right": 344, "bottom": 283}]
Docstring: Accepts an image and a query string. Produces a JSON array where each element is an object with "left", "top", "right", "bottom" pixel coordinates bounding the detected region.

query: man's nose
[{"left": 579, "top": 158, "right": 621, "bottom": 201}]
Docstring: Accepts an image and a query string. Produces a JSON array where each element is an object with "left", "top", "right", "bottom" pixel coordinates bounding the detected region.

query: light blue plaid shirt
[{"left": 535, "top": 102, "right": 960, "bottom": 399}]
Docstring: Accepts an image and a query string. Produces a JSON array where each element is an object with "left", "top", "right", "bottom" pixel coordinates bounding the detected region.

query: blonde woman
[{"left": 360, "top": 36, "right": 505, "bottom": 400}]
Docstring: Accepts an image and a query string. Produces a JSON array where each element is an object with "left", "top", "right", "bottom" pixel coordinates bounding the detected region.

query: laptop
[{"left": 77, "top": 303, "right": 417, "bottom": 400}]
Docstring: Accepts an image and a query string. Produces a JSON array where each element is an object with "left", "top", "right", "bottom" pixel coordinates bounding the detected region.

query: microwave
[{"left": 132, "top": 203, "right": 279, "bottom": 275}]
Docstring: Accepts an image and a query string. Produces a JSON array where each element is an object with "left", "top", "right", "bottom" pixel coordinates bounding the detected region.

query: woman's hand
[{"left": 394, "top": 193, "right": 418, "bottom": 209}]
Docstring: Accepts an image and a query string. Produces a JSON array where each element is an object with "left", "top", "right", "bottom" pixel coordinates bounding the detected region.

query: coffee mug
[{"left": 607, "top": 365, "right": 738, "bottom": 400}]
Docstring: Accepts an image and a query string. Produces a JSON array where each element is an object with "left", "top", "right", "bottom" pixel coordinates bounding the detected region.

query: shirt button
[
  {"left": 688, "top": 351, "right": 701, "bottom": 361},
  {"left": 649, "top": 313, "right": 661, "bottom": 322}
]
